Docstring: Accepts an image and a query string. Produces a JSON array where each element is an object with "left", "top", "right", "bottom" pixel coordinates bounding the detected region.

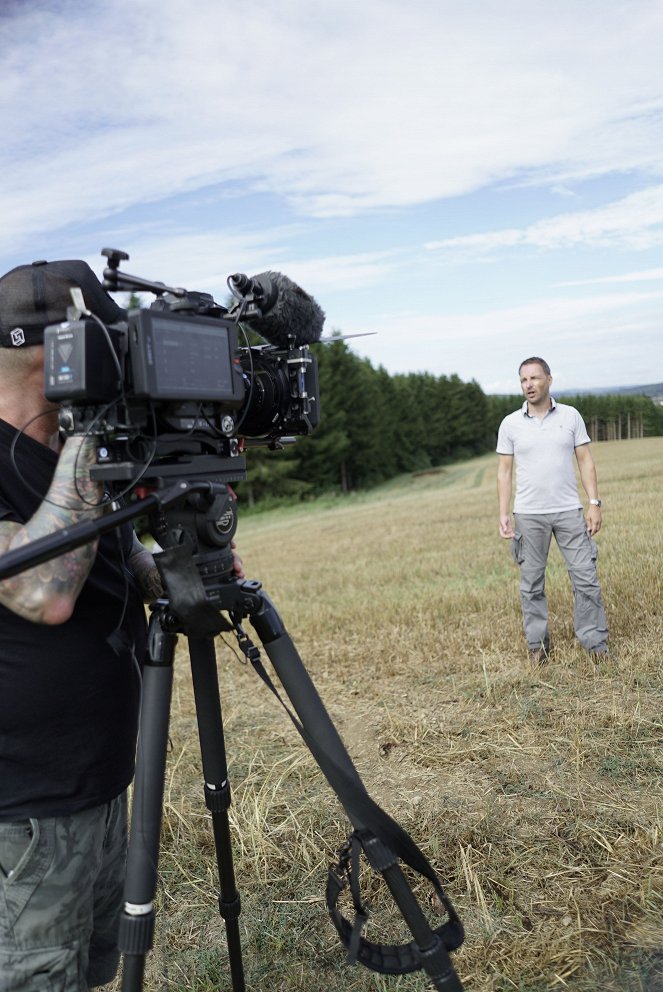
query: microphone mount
[{"left": 226, "top": 271, "right": 278, "bottom": 323}]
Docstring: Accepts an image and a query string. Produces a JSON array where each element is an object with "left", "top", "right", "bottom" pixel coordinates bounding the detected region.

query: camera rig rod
[
  {"left": 0, "top": 480, "right": 219, "bottom": 583},
  {"left": 101, "top": 247, "right": 187, "bottom": 298}
]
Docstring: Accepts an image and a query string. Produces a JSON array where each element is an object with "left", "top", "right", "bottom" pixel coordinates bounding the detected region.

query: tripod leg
[
  {"left": 250, "top": 600, "right": 463, "bottom": 992},
  {"left": 188, "top": 635, "right": 245, "bottom": 992},
  {"left": 119, "top": 614, "right": 177, "bottom": 992}
]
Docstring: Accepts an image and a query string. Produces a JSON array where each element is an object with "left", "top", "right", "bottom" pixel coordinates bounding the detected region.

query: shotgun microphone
[{"left": 228, "top": 270, "right": 325, "bottom": 348}]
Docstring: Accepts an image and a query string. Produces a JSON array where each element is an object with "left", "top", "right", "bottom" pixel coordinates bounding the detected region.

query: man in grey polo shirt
[{"left": 496, "top": 356, "right": 608, "bottom": 662}]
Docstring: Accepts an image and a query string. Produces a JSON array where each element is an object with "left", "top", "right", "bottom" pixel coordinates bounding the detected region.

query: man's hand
[
  {"left": 575, "top": 445, "right": 602, "bottom": 537},
  {"left": 129, "top": 536, "right": 245, "bottom": 604},
  {"left": 585, "top": 505, "right": 602, "bottom": 536},
  {"left": 128, "top": 538, "right": 164, "bottom": 603},
  {"left": 499, "top": 515, "right": 515, "bottom": 539},
  {"left": 230, "top": 540, "right": 245, "bottom": 579}
]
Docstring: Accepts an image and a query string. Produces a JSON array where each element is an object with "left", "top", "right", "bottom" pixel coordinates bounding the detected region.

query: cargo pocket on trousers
[
  {"left": 0, "top": 821, "right": 36, "bottom": 882},
  {"left": 0, "top": 819, "right": 53, "bottom": 934},
  {"left": 585, "top": 530, "right": 599, "bottom": 563},
  {"left": 0, "top": 943, "right": 80, "bottom": 992},
  {"left": 511, "top": 533, "right": 525, "bottom": 565}
]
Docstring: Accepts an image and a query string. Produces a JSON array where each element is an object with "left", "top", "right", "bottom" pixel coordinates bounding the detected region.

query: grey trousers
[{"left": 512, "top": 509, "right": 608, "bottom": 652}]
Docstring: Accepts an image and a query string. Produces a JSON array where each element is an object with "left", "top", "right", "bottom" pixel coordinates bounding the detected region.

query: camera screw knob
[
  {"left": 101, "top": 247, "right": 130, "bottom": 267},
  {"left": 59, "top": 408, "right": 75, "bottom": 433},
  {"left": 220, "top": 415, "right": 235, "bottom": 436}
]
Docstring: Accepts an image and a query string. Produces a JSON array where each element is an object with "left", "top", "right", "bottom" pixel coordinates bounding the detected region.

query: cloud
[
  {"left": 557, "top": 267, "right": 663, "bottom": 286},
  {"left": 2, "top": 0, "right": 663, "bottom": 250},
  {"left": 2, "top": 0, "right": 663, "bottom": 397},
  {"left": 50, "top": 228, "right": 401, "bottom": 324},
  {"left": 426, "top": 184, "right": 663, "bottom": 254},
  {"left": 340, "top": 286, "right": 663, "bottom": 391},
  {"left": 550, "top": 185, "right": 579, "bottom": 199},
  {"left": 347, "top": 287, "right": 663, "bottom": 344}
]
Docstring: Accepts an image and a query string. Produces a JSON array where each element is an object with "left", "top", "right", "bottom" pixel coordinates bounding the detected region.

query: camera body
[
  {"left": 43, "top": 302, "right": 320, "bottom": 484},
  {"left": 45, "top": 308, "right": 245, "bottom": 412}
]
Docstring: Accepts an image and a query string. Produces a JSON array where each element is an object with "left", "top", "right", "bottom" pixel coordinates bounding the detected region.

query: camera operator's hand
[
  {"left": 128, "top": 534, "right": 165, "bottom": 603},
  {"left": 0, "top": 435, "right": 104, "bottom": 624},
  {"left": 230, "top": 539, "right": 245, "bottom": 580},
  {"left": 127, "top": 537, "right": 245, "bottom": 603}
]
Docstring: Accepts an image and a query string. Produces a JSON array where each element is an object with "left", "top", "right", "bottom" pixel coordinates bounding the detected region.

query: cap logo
[{"left": 10, "top": 327, "right": 26, "bottom": 346}]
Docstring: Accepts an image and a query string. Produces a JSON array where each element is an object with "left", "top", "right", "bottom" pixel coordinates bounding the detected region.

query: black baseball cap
[{"left": 0, "top": 259, "right": 126, "bottom": 348}]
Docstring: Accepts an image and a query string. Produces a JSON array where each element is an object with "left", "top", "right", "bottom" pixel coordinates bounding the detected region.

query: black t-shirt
[{"left": 0, "top": 419, "right": 147, "bottom": 819}]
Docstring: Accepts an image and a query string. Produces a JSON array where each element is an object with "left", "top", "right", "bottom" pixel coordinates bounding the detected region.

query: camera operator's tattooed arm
[
  {"left": 0, "top": 436, "right": 104, "bottom": 625},
  {"left": 128, "top": 534, "right": 164, "bottom": 603}
]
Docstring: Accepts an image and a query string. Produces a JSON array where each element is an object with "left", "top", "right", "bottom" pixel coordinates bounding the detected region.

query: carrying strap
[
  {"left": 233, "top": 624, "right": 464, "bottom": 976},
  {"left": 327, "top": 831, "right": 463, "bottom": 974},
  {"left": 155, "top": 542, "right": 233, "bottom": 636}
]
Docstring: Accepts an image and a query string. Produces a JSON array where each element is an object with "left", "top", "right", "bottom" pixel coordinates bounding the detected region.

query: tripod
[
  {"left": 0, "top": 478, "right": 464, "bottom": 991},
  {"left": 117, "top": 481, "right": 466, "bottom": 990}
]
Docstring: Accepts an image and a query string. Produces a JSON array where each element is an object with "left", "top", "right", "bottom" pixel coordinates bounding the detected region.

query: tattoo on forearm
[{"left": 0, "top": 437, "right": 105, "bottom": 620}]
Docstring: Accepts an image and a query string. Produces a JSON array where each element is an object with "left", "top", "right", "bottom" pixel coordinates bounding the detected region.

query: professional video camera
[{"left": 43, "top": 248, "right": 324, "bottom": 487}]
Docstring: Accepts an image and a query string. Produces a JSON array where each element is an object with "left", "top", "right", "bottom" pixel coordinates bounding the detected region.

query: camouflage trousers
[{"left": 0, "top": 793, "right": 128, "bottom": 991}]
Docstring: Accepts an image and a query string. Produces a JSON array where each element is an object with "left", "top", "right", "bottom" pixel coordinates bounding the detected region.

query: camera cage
[{"left": 42, "top": 249, "right": 320, "bottom": 493}]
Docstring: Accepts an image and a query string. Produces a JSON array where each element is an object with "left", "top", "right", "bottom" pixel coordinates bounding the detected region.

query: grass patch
[{"left": 111, "top": 438, "right": 663, "bottom": 991}]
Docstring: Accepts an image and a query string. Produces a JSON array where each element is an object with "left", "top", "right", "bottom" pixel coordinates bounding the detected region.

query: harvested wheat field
[{"left": 115, "top": 436, "right": 663, "bottom": 992}]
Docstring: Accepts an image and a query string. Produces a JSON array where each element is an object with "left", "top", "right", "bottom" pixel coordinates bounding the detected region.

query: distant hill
[
  {"left": 491, "top": 383, "right": 663, "bottom": 401},
  {"left": 557, "top": 382, "right": 663, "bottom": 399}
]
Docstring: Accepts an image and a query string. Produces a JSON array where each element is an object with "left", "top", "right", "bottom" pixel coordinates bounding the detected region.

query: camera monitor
[{"left": 130, "top": 310, "right": 244, "bottom": 404}]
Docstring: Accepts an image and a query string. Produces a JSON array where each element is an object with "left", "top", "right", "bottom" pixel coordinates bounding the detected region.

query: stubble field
[{"left": 117, "top": 437, "right": 663, "bottom": 992}]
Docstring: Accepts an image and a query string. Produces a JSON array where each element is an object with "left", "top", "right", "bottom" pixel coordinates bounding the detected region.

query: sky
[{"left": 1, "top": 0, "right": 662, "bottom": 394}]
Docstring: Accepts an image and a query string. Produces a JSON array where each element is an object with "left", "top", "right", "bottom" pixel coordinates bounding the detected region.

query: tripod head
[
  {"left": 143, "top": 476, "right": 259, "bottom": 637},
  {"left": 145, "top": 478, "right": 238, "bottom": 571}
]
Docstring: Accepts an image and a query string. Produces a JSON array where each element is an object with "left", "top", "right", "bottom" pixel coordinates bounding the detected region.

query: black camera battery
[{"left": 44, "top": 320, "right": 123, "bottom": 403}]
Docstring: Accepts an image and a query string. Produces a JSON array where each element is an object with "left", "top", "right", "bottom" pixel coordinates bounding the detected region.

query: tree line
[{"left": 232, "top": 338, "right": 663, "bottom": 507}]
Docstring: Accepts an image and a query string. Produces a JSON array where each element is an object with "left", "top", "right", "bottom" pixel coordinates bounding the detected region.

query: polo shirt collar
[{"left": 521, "top": 396, "right": 557, "bottom": 417}]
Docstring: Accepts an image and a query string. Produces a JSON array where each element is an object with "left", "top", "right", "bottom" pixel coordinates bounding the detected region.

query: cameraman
[{"left": 0, "top": 261, "right": 240, "bottom": 990}]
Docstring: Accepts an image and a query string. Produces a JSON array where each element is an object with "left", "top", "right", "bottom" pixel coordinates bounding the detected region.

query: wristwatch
[{"left": 589, "top": 498, "right": 602, "bottom": 507}]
